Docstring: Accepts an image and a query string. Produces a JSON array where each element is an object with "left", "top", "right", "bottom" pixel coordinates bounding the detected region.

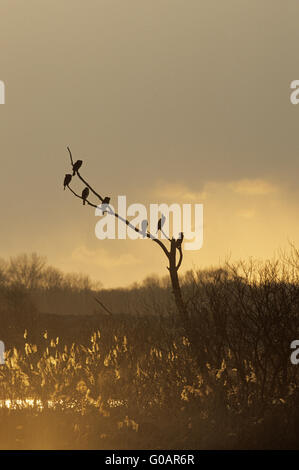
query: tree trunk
[{"left": 168, "top": 239, "right": 188, "bottom": 327}]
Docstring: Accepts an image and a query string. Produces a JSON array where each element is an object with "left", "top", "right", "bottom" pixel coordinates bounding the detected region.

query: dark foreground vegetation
[{"left": 0, "top": 251, "right": 299, "bottom": 449}]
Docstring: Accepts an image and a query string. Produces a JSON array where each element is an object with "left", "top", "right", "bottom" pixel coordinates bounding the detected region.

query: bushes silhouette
[{"left": 0, "top": 250, "right": 298, "bottom": 449}]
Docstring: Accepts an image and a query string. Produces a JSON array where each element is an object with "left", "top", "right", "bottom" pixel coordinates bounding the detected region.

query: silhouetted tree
[{"left": 64, "top": 147, "right": 188, "bottom": 326}]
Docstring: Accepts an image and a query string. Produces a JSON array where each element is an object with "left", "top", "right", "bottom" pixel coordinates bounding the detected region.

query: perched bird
[
  {"left": 72, "top": 159, "right": 83, "bottom": 176},
  {"left": 82, "top": 187, "right": 89, "bottom": 205},
  {"left": 157, "top": 214, "right": 166, "bottom": 233},
  {"left": 100, "top": 196, "right": 111, "bottom": 214},
  {"left": 176, "top": 232, "right": 184, "bottom": 248},
  {"left": 63, "top": 173, "right": 72, "bottom": 190},
  {"left": 141, "top": 219, "right": 148, "bottom": 238}
]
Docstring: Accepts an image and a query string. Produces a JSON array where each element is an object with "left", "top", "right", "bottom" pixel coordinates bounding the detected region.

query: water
[{"left": 0, "top": 397, "right": 125, "bottom": 411}]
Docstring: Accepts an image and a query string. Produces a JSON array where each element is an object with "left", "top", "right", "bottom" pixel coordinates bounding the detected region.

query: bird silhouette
[
  {"left": 72, "top": 160, "right": 83, "bottom": 176},
  {"left": 82, "top": 187, "right": 89, "bottom": 205},
  {"left": 141, "top": 219, "right": 148, "bottom": 237},
  {"left": 157, "top": 214, "right": 166, "bottom": 233},
  {"left": 101, "top": 197, "right": 111, "bottom": 214},
  {"left": 176, "top": 232, "right": 184, "bottom": 248},
  {"left": 63, "top": 174, "right": 72, "bottom": 190}
]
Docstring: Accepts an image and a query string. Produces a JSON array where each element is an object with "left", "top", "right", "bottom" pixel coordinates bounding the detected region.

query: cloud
[
  {"left": 151, "top": 178, "right": 278, "bottom": 205},
  {"left": 228, "top": 179, "right": 277, "bottom": 196},
  {"left": 49, "top": 174, "right": 298, "bottom": 288},
  {"left": 71, "top": 245, "right": 141, "bottom": 269},
  {"left": 152, "top": 182, "right": 207, "bottom": 202}
]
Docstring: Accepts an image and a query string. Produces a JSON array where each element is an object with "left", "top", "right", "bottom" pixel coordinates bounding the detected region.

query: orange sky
[{"left": 0, "top": 0, "right": 299, "bottom": 287}]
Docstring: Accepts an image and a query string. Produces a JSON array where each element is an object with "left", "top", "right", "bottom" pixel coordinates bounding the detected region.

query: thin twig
[
  {"left": 66, "top": 147, "right": 171, "bottom": 260},
  {"left": 67, "top": 146, "right": 74, "bottom": 166},
  {"left": 67, "top": 146, "right": 104, "bottom": 202},
  {"left": 77, "top": 171, "right": 104, "bottom": 203},
  {"left": 67, "top": 186, "right": 97, "bottom": 208},
  {"left": 94, "top": 296, "right": 113, "bottom": 315}
]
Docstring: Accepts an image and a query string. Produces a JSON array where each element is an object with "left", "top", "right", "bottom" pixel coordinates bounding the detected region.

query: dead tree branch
[{"left": 64, "top": 147, "right": 187, "bottom": 323}]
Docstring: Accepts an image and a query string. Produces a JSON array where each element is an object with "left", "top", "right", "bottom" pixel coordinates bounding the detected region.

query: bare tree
[
  {"left": 7, "top": 253, "right": 46, "bottom": 290},
  {"left": 63, "top": 147, "right": 188, "bottom": 326}
]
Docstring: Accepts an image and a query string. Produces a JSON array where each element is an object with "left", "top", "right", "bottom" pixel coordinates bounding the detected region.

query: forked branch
[{"left": 63, "top": 146, "right": 187, "bottom": 320}]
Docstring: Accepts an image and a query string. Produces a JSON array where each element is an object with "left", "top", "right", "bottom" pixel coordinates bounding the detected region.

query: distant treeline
[
  {"left": 0, "top": 252, "right": 173, "bottom": 318},
  {"left": 1, "top": 250, "right": 299, "bottom": 322}
]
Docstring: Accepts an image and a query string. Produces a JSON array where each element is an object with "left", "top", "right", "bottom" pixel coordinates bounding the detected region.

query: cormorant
[
  {"left": 82, "top": 187, "right": 89, "bottom": 205},
  {"left": 101, "top": 196, "right": 111, "bottom": 214},
  {"left": 141, "top": 219, "right": 148, "bottom": 237},
  {"left": 157, "top": 214, "right": 166, "bottom": 233},
  {"left": 72, "top": 160, "right": 83, "bottom": 176},
  {"left": 63, "top": 174, "right": 72, "bottom": 190},
  {"left": 176, "top": 232, "right": 184, "bottom": 248}
]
